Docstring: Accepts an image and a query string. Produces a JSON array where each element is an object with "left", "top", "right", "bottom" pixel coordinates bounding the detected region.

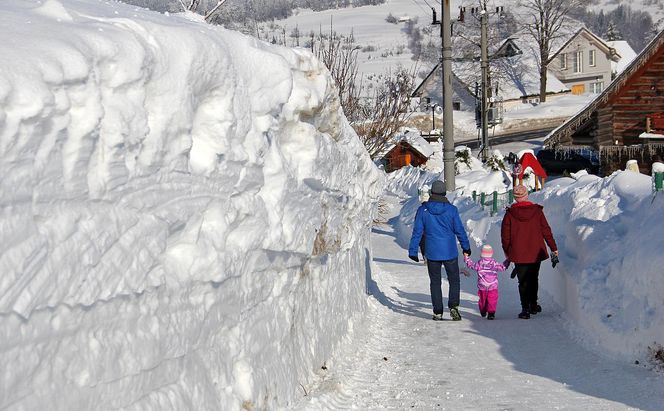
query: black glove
[
  {"left": 409, "top": 255, "right": 419, "bottom": 262},
  {"left": 551, "top": 254, "right": 559, "bottom": 268},
  {"left": 462, "top": 249, "right": 471, "bottom": 256},
  {"left": 510, "top": 268, "right": 517, "bottom": 279}
]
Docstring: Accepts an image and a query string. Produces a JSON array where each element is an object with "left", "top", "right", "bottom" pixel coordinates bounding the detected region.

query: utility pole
[
  {"left": 432, "top": 1, "right": 456, "bottom": 191},
  {"left": 480, "top": 7, "right": 490, "bottom": 160},
  {"left": 442, "top": 0, "right": 455, "bottom": 191}
]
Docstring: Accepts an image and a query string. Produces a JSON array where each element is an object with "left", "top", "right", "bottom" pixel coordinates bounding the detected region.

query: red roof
[{"left": 519, "top": 152, "right": 547, "bottom": 179}]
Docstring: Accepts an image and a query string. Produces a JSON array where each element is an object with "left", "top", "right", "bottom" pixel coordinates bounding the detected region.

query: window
[
  {"left": 573, "top": 51, "right": 583, "bottom": 73},
  {"left": 589, "top": 49, "right": 596, "bottom": 67},
  {"left": 591, "top": 81, "right": 604, "bottom": 94},
  {"left": 559, "top": 53, "right": 567, "bottom": 70}
]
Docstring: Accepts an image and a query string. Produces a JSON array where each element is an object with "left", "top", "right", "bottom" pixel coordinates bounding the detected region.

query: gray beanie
[{"left": 431, "top": 180, "right": 446, "bottom": 195}]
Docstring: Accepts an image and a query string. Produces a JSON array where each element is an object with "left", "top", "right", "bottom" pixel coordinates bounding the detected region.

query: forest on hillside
[
  {"left": 120, "top": 0, "right": 385, "bottom": 30},
  {"left": 121, "top": 1, "right": 660, "bottom": 52}
]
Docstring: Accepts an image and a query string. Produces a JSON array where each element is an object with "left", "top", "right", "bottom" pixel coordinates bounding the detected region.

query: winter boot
[
  {"left": 529, "top": 304, "right": 542, "bottom": 314},
  {"left": 487, "top": 313, "right": 495, "bottom": 320},
  {"left": 449, "top": 307, "right": 462, "bottom": 321},
  {"left": 480, "top": 311, "right": 487, "bottom": 318},
  {"left": 432, "top": 313, "right": 444, "bottom": 321},
  {"left": 518, "top": 310, "right": 530, "bottom": 319}
]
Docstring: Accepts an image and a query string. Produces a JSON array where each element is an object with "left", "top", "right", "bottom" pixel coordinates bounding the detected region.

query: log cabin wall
[
  {"left": 384, "top": 142, "right": 428, "bottom": 172},
  {"left": 608, "top": 43, "right": 664, "bottom": 146},
  {"left": 595, "top": 108, "right": 614, "bottom": 146}
]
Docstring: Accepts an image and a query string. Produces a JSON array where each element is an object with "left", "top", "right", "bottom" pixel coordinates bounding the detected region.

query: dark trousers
[
  {"left": 426, "top": 258, "right": 460, "bottom": 314},
  {"left": 512, "top": 262, "right": 541, "bottom": 311}
]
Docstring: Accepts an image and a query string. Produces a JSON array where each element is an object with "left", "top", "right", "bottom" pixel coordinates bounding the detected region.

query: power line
[{"left": 409, "top": 0, "right": 430, "bottom": 15}]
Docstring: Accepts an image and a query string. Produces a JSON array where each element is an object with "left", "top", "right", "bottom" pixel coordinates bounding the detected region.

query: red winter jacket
[{"left": 501, "top": 202, "right": 557, "bottom": 264}]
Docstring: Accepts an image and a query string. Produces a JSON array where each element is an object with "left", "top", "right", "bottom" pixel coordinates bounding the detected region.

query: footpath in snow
[{"left": 291, "top": 195, "right": 664, "bottom": 410}]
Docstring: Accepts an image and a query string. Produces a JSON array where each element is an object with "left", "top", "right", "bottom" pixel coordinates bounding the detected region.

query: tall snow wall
[{"left": 0, "top": 0, "right": 383, "bottom": 409}]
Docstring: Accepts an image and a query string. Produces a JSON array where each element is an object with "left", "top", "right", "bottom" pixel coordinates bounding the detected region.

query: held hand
[
  {"left": 409, "top": 255, "right": 419, "bottom": 263},
  {"left": 462, "top": 249, "right": 471, "bottom": 257}
]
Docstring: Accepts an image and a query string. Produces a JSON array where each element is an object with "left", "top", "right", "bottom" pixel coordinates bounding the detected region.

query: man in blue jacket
[{"left": 408, "top": 180, "right": 471, "bottom": 321}]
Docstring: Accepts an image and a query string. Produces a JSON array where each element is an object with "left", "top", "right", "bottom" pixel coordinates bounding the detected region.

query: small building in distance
[{"left": 380, "top": 130, "right": 434, "bottom": 172}]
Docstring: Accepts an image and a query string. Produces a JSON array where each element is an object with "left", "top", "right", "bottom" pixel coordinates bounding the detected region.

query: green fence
[
  {"left": 471, "top": 189, "right": 515, "bottom": 215},
  {"left": 654, "top": 172, "right": 664, "bottom": 193},
  {"left": 471, "top": 188, "right": 541, "bottom": 215}
]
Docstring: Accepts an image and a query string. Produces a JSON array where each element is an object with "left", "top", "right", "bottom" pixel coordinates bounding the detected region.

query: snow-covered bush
[{"left": 485, "top": 150, "right": 507, "bottom": 172}]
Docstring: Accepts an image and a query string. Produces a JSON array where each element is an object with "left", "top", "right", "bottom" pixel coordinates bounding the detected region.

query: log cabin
[{"left": 380, "top": 130, "right": 434, "bottom": 172}]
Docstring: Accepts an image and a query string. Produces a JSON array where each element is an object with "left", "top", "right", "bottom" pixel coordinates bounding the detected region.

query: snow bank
[
  {"left": 534, "top": 172, "right": 664, "bottom": 363},
  {"left": 0, "top": 1, "right": 382, "bottom": 409}
]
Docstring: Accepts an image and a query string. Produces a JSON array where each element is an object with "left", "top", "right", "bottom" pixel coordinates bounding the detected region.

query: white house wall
[{"left": 550, "top": 33, "right": 614, "bottom": 94}]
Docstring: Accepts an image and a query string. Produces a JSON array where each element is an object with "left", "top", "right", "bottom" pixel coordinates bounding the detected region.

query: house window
[
  {"left": 559, "top": 53, "right": 567, "bottom": 70},
  {"left": 590, "top": 81, "right": 604, "bottom": 94},
  {"left": 573, "top": 51, "right": 583, "bottom": 73},
  {"left": 589, "top": 49, "right": 596, "bottom": 67}
]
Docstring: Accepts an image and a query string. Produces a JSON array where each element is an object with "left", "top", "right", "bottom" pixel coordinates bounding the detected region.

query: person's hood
[
  {"left": 424, "top": 199, "right": 452, "bottom": 215},
  {"left": 507, "top": 203, "right": 543, "bottom": 222}
]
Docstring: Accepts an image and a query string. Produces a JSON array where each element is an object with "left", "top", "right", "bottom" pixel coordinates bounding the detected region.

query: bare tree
[
  {"left": 312, "top": 30, "right": 414, "bottom": 159},
  {"left": 314, "top": 30, "right": 363, "bottom": 123},
  {"left": 177, "top": 0, "right": 228, "bottom": 22},
  {"left": 519, "top": 0, "right": 583, "bottom": 102},
  {"left": 354, "top": 68, "right": 415, "bottom": 159}
]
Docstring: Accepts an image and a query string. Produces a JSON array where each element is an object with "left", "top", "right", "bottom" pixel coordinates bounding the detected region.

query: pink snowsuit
[{"left": 464, "top": 256, "right": 508, "bottom": 315}]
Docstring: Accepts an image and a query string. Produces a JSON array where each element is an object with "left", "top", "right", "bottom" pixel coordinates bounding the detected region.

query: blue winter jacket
[{"left": 408, "top": 199, "right": 470, "bottom": 261}]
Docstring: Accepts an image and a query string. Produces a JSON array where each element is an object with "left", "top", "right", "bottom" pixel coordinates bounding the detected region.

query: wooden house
[
  {"left": 543, "top": 29, "right": 664, "bottom": 174},
  {"left": 380, "top": 131, "right": 434, "bottom": 172}
]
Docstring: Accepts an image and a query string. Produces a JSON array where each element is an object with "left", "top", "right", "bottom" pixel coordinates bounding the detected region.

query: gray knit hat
[{"left": 430, "top": 180, "right": 446, "bottom": 195}]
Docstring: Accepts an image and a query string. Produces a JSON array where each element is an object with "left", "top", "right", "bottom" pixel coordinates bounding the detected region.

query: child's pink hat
[{"left": 481, "top": 244, "right": 493, "bottom": 258}]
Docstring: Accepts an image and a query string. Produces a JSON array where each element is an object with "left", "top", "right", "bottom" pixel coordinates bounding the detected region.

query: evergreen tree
[{"left": 605, "top": 21, "right": 622, "bottom": 41}]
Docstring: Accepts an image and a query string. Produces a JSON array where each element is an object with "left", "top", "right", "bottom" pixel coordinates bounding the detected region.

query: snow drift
[{"left": 0, "top": 0, "right": 382, "bottom": 409}]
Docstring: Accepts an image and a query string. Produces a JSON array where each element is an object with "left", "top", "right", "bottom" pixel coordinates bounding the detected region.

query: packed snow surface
[{"left": 0, "top": 0, "right": 382, "bottom": 409}]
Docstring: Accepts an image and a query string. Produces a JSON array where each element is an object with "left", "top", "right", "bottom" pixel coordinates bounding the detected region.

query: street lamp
[{"left": 421, "top": 97, "right": 443, "bottom": 132}]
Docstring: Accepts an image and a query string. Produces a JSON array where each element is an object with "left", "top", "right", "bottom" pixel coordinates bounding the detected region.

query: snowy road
[{"left": 291, "top": 197, "right": 664, "bottom": 410}]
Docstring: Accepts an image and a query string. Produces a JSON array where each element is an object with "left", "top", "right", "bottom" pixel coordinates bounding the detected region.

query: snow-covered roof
[
  {"left": 380, "top": 130, "right": 434, "bottom": 159},
  {"left": 607, "top": 40, "right": 637, "bottom": 75},
  {"left": 639, "top": 132, "right": 664, "bottom": 140}
]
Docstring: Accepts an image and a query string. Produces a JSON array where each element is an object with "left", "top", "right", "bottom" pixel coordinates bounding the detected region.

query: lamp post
[{"left": 422, "top": 97, "right": 442, "bottom": 133}]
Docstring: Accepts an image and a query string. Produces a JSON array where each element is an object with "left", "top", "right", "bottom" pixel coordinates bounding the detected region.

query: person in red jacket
[{"left": 501, "top": 185, "right": 558, "bottom": 319}]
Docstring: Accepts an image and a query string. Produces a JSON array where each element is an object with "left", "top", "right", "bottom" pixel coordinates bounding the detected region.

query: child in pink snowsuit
[{"left": 463, "top": 244, "right": 509, "bottom": 320}]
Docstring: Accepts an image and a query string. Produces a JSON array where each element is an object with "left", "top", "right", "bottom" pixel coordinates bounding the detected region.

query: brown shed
[
  {"left": 544, "top": 29, "right": 664, "bottom": 174},
  {"left": 381, "top": 131, "right": 434, "bottom": 172}
]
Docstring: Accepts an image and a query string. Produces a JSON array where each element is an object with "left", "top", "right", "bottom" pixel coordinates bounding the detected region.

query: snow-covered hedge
[{"left": 0, "top": 1, "right": 382, "bottom": 409}]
